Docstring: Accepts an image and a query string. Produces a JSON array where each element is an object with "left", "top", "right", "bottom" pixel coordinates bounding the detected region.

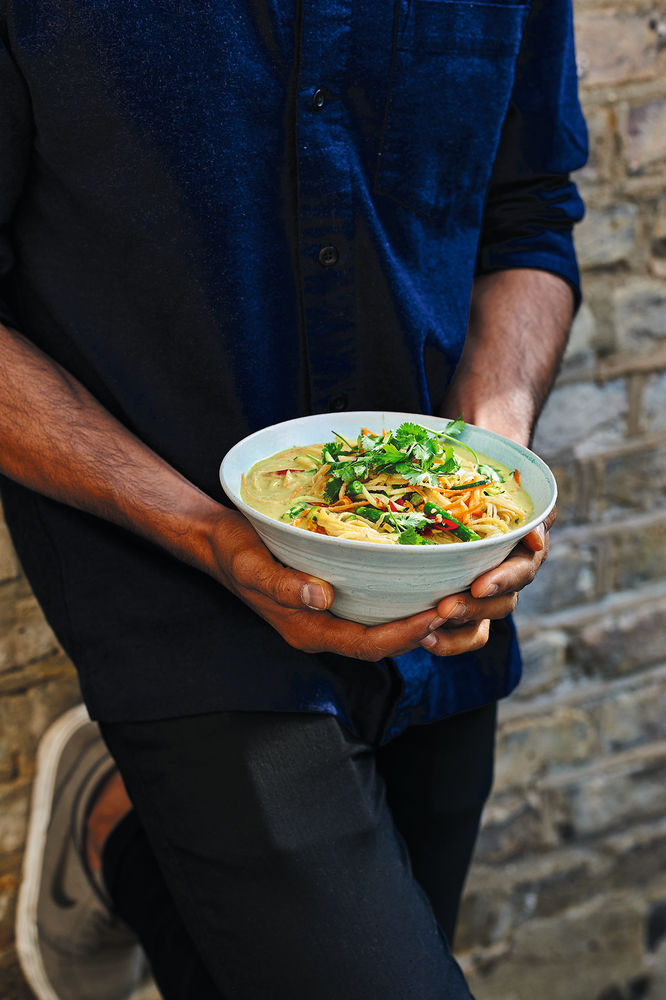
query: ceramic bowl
[{"left": 220, "top": 411, "right": 556, "bottom": 625}]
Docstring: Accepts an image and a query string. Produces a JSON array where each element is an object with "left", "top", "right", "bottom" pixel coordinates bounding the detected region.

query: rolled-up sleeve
[
  {"left": 0, "top": 31, "right": 32, "bottom": 330},
  {"left": 476, "top": 0, "right": 588, "bottom": 307}
]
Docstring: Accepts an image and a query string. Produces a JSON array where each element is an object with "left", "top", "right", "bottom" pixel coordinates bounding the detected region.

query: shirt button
[
  {"left": 329, "top": 393, "right": 348, "bottom": 412},
  {"left": 312, "top": 88, "right": 326, "bottom": 112},
  {"left": 318, "top": 245, "right": 339, "bottom": 268}
]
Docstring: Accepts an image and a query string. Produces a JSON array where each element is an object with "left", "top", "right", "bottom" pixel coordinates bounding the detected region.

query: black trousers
[{"left": 101, "top": 704, "right": 496, "bottom": 1000}]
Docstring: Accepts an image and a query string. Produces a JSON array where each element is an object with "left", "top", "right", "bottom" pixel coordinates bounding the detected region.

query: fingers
[
  {"left": 472, "top": 537, "right": 548, "bottom": 599},
  {"left": 256, "top": 595, "right": 494, "bottom": 662},
  {"left": 432, "top": 510, "right": 557, "bottom": 626},
  {"left": 522, "top": 524, "right": 545, "bottom": 553},
  {"left": 218, "top": 514, "right": 335, "bottom": 610},
  {"left": 247, "top": 559, "right": 335, "bottom": 611},
  {"left": 257, "top": 603, "right": 440, "bottom": 661},
  {"left": 241, "top": 553, "right": 334, "bottom": 610},
  {"left": 419, "top": 618, "right": 491, "bottom": 655},
  {"left": 522, "top": 507, "right": 557, "bottom": 552},
  {"left": 433, "top": 590, "right": 518, "bottom": 624},
  {"left": 469, "top": 511, "right": 555, "bottom": 600}
]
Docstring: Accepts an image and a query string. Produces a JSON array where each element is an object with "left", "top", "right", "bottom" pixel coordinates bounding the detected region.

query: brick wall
[
  {"left": 0, "top": 526, "right": 80, "bottom": 998},
  {"left": 1, "top": 2, "right": 665, "bottom": 998},
  {"left": 457, "top": 2, "right": 666, "bottom": 997}
]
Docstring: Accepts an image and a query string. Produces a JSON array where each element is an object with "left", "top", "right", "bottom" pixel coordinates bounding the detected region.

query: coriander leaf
[
  {"left": 398, "top": 526, "right": 433, "bottom": 545},
  {"left": 321, "top": 440, "right": 344, "bottom": 464},
  {"left": 323, "top": 477, "right": 342, "bottom": 503},
  {"left": 339, "top": 461, "right": 369, "bottom": 483},
  {"left": 445, "top": 416, "right": 465, "bottom": 437},
  {"left": 436, "top": 456, "right": 460, "bottom": 476},
  {"left": 379, "top": 443, "right": 406, "bottom": 463},
  {"left": 397, "top": 466, "right": 426, "bottom": 485},
  {"left": 412, "top": 440, "right": 435, "bottom": 464},
  {"left": 359, "top": 433, "right": 379, "bottom": 452},
  {"left": 392, "top": 511, "right": 430, "bottom": 530},
  {"left": 394, "top": 421, "right": 429, "bottom": 443},
  {"left": 401, "top": 467, "right": 439, "bottom": 486}
]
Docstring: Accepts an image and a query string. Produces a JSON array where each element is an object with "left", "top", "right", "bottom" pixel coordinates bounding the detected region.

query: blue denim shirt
[{"left": 0, "top": 1, "right": 586, "bottom": 742}]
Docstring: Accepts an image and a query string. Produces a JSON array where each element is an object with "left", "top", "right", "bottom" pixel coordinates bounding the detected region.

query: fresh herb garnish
[
  {"left": 398, "top": 526, "right": 433, "bottom": 546},
  {"left": 444, "top": 416, "right": 466, "bottom": 438},
  {"left": 323, "top": 478, "right": 342, "bottom": 503},
  {"left": 391, "top": 511, "right": 431, "bottom": 531}
]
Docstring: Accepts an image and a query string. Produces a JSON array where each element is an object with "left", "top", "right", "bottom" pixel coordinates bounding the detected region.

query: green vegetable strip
[
  {"left": 445, "top": 479, "right": 490, "bottom": 491},
  {"left": 422, "top": 501, "right": 481, "bottom": 542}
]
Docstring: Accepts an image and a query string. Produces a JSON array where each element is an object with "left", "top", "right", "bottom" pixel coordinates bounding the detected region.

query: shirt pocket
[{"left": 375, "top": 0, "right": 529, "bottom": 224}]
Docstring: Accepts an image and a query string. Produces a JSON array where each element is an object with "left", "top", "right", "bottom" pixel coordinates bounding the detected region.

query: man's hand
[
  {"left": 205, "top": 507, "right": 495, "bottom": 662},
  {"left": 419, "top": 508, "right": 555, "bottom": 654}
]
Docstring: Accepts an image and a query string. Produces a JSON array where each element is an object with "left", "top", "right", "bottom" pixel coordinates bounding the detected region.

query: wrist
[
  {"left": 140, "top": 477, "right": 230, "bottom": 578},
  {"left": 442, "top": 391, "right": 534, "bottom": 448}
]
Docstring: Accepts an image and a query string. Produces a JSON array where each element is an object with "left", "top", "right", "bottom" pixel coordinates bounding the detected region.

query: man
[{"left": 1, "top": 1, "right": 587, "bottom": 997}]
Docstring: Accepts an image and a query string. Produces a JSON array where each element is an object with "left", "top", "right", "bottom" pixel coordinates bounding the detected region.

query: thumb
[
  {"left": 215, "top": 511, "right": 335, "bottom": 611},
  {"left": 300, "top": 576, "right": 334, "bottom": 610},
  {"left": 254, "top": 561, "right": 334, "bottom": 611}
]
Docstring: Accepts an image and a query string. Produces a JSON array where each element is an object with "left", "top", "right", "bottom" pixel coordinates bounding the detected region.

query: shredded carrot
[
  {"left": 513, "top": 469, "right": 521, "bottom": 486},
  {"left": 466, "top": 503, "right": 486, "bottom": 518},
  {"left": 328, "top": 499, "right": 364, "bottom": 512}
]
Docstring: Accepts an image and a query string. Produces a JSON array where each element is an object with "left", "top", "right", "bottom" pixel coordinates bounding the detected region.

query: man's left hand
[{"left": 420, "top": 508, "right": 555, "bottom": 653}]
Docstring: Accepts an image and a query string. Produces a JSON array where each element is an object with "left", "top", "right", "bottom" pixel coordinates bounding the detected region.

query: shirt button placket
[
  {"left": 312, "top": 93, "right": 339, "bottom": 273},
  {"left": 298, "top": 0, "right": 355, "bottom": 414}
]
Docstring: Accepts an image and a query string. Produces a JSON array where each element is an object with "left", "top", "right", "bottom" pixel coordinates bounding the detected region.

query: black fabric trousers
[{"left": 100, "top": 703, "right": 497, "bottom": 1000}]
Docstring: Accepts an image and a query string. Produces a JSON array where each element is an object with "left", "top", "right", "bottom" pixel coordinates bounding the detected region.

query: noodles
[{"left": 242, "top": 421, "right": 533, "bottom": 545}]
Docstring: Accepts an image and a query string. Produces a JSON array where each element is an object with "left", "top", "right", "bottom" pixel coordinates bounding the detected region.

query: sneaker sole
[{"left": 16, "top": 704, "right": 153, "bottom": 1000}]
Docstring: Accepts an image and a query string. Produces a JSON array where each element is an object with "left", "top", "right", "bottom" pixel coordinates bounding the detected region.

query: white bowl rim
[{"left": 219, "top": 411, "right": 557, "bottom": 554}]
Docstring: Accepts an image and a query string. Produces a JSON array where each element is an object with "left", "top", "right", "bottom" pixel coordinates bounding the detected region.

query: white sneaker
[{"left": 16, "top": 704, "right": 146, "bottom": 1000}]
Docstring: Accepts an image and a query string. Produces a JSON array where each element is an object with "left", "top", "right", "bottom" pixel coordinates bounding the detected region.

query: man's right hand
[{"left": 203, "top": 506, "right": 498, "bottom": 662}]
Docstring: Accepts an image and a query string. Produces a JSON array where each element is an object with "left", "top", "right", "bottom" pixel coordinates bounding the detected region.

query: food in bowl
[{"left": 241, "top": 419, "right": 532, "bottom": 546}]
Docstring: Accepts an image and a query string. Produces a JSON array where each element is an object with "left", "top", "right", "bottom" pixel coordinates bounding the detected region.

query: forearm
[
  {"left": 0, "top": 322, "right": 226, "bottom": 576},
  {"left": 442, "top": 268, "right": 575, "bottom": 446}
]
